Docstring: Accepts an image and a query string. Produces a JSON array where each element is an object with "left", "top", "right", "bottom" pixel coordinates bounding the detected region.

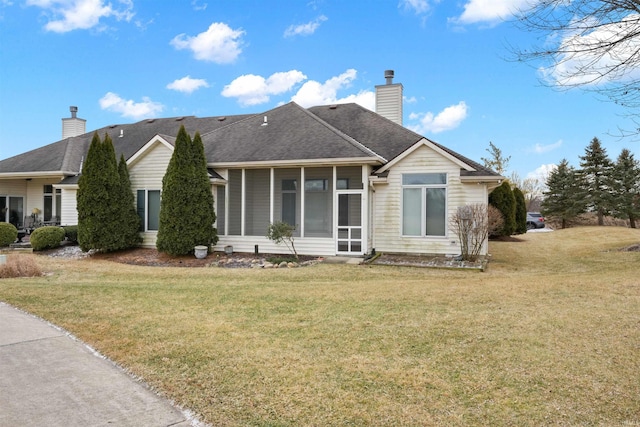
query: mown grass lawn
[{"left": 1, "top": 227, "right": 639, "bottom": 426}]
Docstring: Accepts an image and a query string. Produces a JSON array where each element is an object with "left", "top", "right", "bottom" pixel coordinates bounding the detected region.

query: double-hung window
[
  {"left": 136, "top": 190, "right": 161, "bottom": 231},
  {"left": 402, "top": 173, "right": 447, "bottom": 237}
]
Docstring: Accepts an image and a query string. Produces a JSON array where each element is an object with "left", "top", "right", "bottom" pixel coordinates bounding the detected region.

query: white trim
[
  {"left": 127, "top": 135, "right": 174, "bottom": 166},
  {"left": 376, "top": 139, "right": 474, "bottom": 174},
  {"left": 0, "top": 172, "right": 73, "bottom": 179},
  {"left": 209, "top": 157, "right": 381, "bottom": 169}
]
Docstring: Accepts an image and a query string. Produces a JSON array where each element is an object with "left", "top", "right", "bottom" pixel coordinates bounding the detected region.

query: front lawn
[{"left": 1, "top": 227, "right": 639, "bottom": 426}]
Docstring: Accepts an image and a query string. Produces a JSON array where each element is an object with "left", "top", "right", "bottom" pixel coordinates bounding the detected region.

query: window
[
  {"left": 137, "top": 190, "right": 160, "bottom": 231},
  {"left": 1, "top": 196, "right": 24, "bottom": 228},
  {"left": 43, "top": 185, "right": 53, "bottom": 221},
  {"left": 402, "top": 173, "right": 447, "bottom": 237}
]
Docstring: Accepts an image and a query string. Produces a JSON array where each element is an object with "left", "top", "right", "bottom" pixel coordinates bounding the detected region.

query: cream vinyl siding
[
  {"left": 373, "top": 144, "right": 488, "bottom": 256},
  {"left": 0, "top": 180, "right": 27, "bottom": 197},
  {"left": 60, "top": 188, "right": 78, "bottom": 226},
  {"left": 214, "top": 236, "right": 335, "bottom": 257},
  {"left": 129, "top": 141, "right": 173, "bottom": 247}
]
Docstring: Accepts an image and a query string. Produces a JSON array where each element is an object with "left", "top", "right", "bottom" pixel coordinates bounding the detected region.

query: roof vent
[
  {"left": 119, "top": 129, "right": 124, "bottom": 138},
  {"left": 217, "top": 116, "right": 226, "bottom": 122},
  {"left": 261, "top": 116, "right": 268, "bottom": 126},
  {"left": 176, "top": 117, "right": 185, "bottom": 121},
  {"left": 147, "top": 119, "right": 155, "bottom": 123},
  {"left": 329, "top": 105, "right": 338, "bottom": 110}
]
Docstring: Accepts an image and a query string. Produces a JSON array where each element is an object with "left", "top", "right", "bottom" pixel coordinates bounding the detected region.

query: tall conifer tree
[
  {"left": 77, "top": 133, "right": 125, "bottom": 251},
  {"left": 578, "top": 137, "right": 613, "bottom": 226},
  {"left": 118, "top": 154, "right": 142, "bottom": 246},
  {"left": 157, "top": 126, "right": 217, "bottom": 255},
  {"left": 611, "top": 149, "right": 640, "bottom": 228},
  {"left": 542, "top": 159, "right": 584, "bottom": 229}
]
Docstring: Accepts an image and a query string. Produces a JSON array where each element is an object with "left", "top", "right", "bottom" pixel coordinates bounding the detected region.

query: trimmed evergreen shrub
[
  {"left": 0, "top": 222, "right": 18, "bottom": 247},
  {"left": 513, "top": 187, "right": 527, "bottom": 234},
  {"left": 30, "top": 226, "right": 66, "bottom": 251},
  {"left": 63, "top": 225, "right": 78, "bottom": 243},
  {"left": 157, "top": 127, "right": 217, "bottom": 255},
  {"left": 117, "top": 154, "right": 142, "bottom": 248},
  {"left": 78, "top": 133, "right": 141, "bottom": 252},
  {"left": 489, "top": 181, "right": 516, "bottom": 236}
]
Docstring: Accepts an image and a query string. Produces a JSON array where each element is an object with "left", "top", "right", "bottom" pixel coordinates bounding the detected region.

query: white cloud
[
  {"left": 222, "top": 70, "right": 307, "bottom": 106},
  {"left": 532, "top": 139, "right": 562, "bottom": 154},
  {"left": 541, "top": 14, "right": 640, "bottom": 86},
  {"left": 408, "top": 101, "right": 468, "bottom": 134},
  {"left": 166, "top": 76, "right": 209, "bottom": 94},
  {"left": 170, "top": 22, "right": 244, "bottom": 63},
  {"left": 191, "top": 0, "right": 207, "bottom": 11},
  {"left": 27, "top": 0, "right": 134, "bottom": 33},
  {"left": 290, "top": 69, "right": 375, "bottom": 110},
  {"left": 99, "top": 92, "right": 164, "bottom": 119},
  {"left": 400, "top": 0, "right": 432, "bottom": 15},
  {"left": 527, "top": 163, "right": 556, "bottom": 183},
  {"left": 284, "top": 15, "right": 327, "bottom": 37},
  {"left": 453, "top": 0, "right": 528, "bottom": 25}
]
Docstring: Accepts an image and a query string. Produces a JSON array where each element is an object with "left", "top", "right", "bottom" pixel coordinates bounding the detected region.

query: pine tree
[
  {"left": 578, "top": 137, "right": 614, "bottom": 226},
  {"left": 541, "top": 159, "right": 585, "bottom": 229},
  {"left": 610, "top": 149, "right": 640, "bottom": 228},
  {"left": 489, "top": 181, "right": 516, "bottom": 236},
  {"left": 118, "top": 154, "right": 143, "bottom": 246},
  {"left": 157, "top": 126, "right": 217, "bottom": 255},
  {"left": 513, "top": 187, "right": 527, "bottom": 234}
]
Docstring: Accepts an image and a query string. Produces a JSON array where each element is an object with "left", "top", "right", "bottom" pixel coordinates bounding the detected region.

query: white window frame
[
  {"left": 401, "top": 173, "right": 448, "bottom": 237},
  {"left": 136, "top": 189, "right": 161, "bottom": 232}
]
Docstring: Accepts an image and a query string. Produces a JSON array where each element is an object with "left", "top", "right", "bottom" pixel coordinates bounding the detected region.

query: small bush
[
  {"left": 30, "top": 226, "right": 66, "bottom": 251},
  {"left": 63, "top": 225, "right": 78, "bottom": 244},
  {"left": 0, "top": 222, "right": 18, "bottom": 247},
  {"left": 0, "top": 254, "right": 42, "bottom": 278}
]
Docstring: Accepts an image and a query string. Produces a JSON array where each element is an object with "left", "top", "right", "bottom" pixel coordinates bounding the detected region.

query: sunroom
[{"left": 213, "top": 165, "right": 371, "bottom": 257}]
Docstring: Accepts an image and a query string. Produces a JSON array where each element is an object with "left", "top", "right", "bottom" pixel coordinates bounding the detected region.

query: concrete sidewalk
[{"left": 0, "top": 302, "right": 198, "bottom": 427}]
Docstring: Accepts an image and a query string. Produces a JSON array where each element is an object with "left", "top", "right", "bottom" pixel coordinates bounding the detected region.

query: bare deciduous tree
[
  {"left": 513, "top": 1, "right": 640, "bottom": 117},
  {"left": 449, "top": 204, "right": 503, "bottom": 262}
]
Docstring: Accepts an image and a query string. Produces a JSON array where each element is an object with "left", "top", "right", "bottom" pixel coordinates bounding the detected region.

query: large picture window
[{"left": 402, "top": 173, "right": 447, "bottom": 237}]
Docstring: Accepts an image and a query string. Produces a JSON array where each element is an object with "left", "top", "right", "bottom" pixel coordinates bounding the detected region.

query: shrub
[
  {"left": 266, "top": 221, "right": 298, "bottom": 259},
  {"left": 0, "top": 254, "right": 42, "bottom": 278},
  {"left": 63, "top": 225, "right": 78, "bottom": 244},
  {"left": 157, "top": 128, "right": 217, "bottom": 255},
  {"left": 489, "top": 181, "right": 516, "bottom": 236},
  {"left": 513, "top": 187, "right": 527, "bottom": 235},
  {"left": 30, "top": 226, "right": 66, "bottom": 251},
  {"left": 0, "top": 222, "right": 18, "bottom": 247}
]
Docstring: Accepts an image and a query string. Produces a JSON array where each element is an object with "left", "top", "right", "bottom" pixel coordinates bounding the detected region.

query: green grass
[{"left": 1, "top": 227, "right": 639, "bottom": 426}]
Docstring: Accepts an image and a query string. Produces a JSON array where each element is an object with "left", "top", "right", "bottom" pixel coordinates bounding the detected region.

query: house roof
[
  {"left": 0, "top": 102, "right": 500, "bottom": 180},
  {"left": 202, "top": 102, "right": 382, "bottom": 164},
  {"left": 0, "top": 115, "right": 250, "bottom": 175}
]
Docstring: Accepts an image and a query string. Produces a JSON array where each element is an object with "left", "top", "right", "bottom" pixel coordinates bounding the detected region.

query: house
[{"left": 0, "top": 71, "right": 503, "bottom": 257}]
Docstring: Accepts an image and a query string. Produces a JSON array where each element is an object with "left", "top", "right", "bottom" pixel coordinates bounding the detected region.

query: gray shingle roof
[
  {"left": 202, "top": 102, "right": 378, "bottom": 163},
  {"left": 0, "top": 102, "right": 500, "bottom": 179}
]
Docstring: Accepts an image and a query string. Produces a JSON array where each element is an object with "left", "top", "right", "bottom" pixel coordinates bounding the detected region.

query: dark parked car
[{"left": 526, "top": 212, "right": 545, "bottom": 230}]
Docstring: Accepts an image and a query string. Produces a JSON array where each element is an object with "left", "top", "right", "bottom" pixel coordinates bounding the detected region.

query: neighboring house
[{"left": 0, "top": 71, "right": 503, "bottom": 257}]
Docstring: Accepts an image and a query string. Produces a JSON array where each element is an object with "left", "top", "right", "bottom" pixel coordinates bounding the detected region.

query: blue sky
[{"left": 1, "top": 0, "right": 637, "bottom": 181}]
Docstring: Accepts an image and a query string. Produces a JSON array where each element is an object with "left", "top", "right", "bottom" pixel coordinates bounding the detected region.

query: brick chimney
[
  {"left": 375, "top": 70, "right": 403, "bottom": 125},
  {"left": 62, "top": 106, "right": 86, "bottom": 139}
]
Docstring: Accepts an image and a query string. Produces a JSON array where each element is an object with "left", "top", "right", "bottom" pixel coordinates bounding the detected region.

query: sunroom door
[{"left": 336, "top": 192, "right": 363, "bottom": 255}]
